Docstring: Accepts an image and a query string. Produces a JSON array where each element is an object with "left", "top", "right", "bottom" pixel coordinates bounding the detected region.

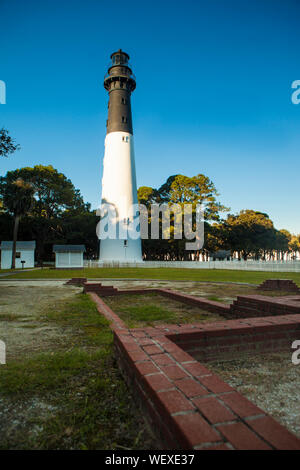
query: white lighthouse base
[
  {"left": 99, "top": 238, "right": 142, "bottom": 263},
  {"left": 99, "top": 131, "right": 142, "bottom": 263}
]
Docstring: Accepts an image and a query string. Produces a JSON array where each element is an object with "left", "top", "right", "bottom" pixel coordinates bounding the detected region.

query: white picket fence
[{"left": 84, "top": 259, "right": 300, "bottom": 272}]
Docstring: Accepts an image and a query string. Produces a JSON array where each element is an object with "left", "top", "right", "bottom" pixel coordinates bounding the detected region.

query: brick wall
[
  {"left": 258, "top": 279, "right": 300, "bottom": 292},
  {"left": 89, "top": 291, "right": 300, "bottom": 450},
  {"left": 230, "top": 295, "right": 300, "bottom": 318},
  {"left": 167, "top": 315, "right": 300, "bottom": 362}
]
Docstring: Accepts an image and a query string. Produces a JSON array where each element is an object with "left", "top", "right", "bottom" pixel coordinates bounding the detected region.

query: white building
[
  {"left": 0, "top": 241, "right": 36, "bottom": 269},
  {"left": 53, "top": 245, "right": 85, "bottom": 268}
]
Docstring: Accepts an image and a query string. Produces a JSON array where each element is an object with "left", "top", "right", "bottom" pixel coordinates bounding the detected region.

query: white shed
[
  {"left": 0, "top": 241, "right": 36, "bottom": 269},
  {"left": 53, "top": 245, "right": 86, "bottom": 268}
]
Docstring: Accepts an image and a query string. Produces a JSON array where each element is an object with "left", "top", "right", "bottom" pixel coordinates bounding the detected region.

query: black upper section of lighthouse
[{"left": 104, "top": 49, "right": 136, "bottom": 135}]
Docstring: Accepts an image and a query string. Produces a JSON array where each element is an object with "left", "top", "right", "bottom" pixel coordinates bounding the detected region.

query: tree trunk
[{"left": 11, "top": 215, "right": 20, "bottom": 269}]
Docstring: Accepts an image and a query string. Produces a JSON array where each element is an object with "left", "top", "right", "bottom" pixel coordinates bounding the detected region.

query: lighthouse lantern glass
[{"left": 112, "top": 53, "right": 128, "bottom": 66}]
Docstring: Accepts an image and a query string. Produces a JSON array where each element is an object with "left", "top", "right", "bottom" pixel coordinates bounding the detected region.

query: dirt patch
[
  {"left": 0, "top": 283, "right": 82, "bottom": 360},
  {"left": 0, "top": 284, "right": 158, "bottom": 449},
  {"left": 209, "top": 352, "right": 300, "bottom": 438},
  {"left": 0, "top": 396, "right": 58, "bottom": 448}
]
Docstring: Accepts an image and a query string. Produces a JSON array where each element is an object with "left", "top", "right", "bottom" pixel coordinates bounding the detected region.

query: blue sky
[{"left": 1, "top": 0, "right": 300, "bottom": 233}]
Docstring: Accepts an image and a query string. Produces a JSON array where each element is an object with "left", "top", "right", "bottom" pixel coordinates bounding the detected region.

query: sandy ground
[
  {"left": 0, "top": 279, "right": 294, "bottom": 358},
  {"left": 0, "top": 281, "right": 159, "bottom": 449},
  {"left": 0, "top": 396, "right": 59, "bottom": 446},
  {"left": 0, "top": 282, "right": 82, "bottom": 447},
  {"left": 1, "top": 279, "right": 223, "bottom": 359},
  {"left": 210, "top": 352, "right": 300, "bottom": 438},
  {"left": 0, "top": 282, "right": 82, "bottom": 360},
  {"left": 0, "top": 280, "right": 229, "bottom": 359}
]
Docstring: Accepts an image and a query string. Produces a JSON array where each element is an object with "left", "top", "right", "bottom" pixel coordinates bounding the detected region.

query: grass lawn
[
  {"left": 0, "top": 268, "right": 31, "bottom": 273},
  {"left": 104, "top": 292, "right": 224, "bottom": 328},
  {"left": 0, "top": 292, "right": 156, "bottom": 450},
  {"left": 2, "top": 267, "right": 300, "bottom": 285}
]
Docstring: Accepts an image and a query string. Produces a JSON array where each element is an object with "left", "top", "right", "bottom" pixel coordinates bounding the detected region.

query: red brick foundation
[
  {"left": 84, "top": 283, "right": 231, "bottom": 314},
  {"left": 85, "top": 282, "right": 300, "bottom": 319},
  {"left": 230, "top": 295, "right": 300, "bottom": 318},
  {"left": 88, "top": 291, "right": 300, "bottom": 450},
  {"left": 167, "top": 315, "right": 300, "bottom": 362},
  {"left": 65, "top": 277, "right": 87, "bottom": 286},
  {"left": 155, "top": 288, "right": 300, "bottom": 319},
  {"left": 258, "top": 279, "right": 300, "bottom": 293}
]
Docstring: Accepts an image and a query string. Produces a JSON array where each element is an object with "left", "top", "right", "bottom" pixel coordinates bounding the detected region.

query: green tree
[
  {"left": 157, "top": 174, "right": 229, "bottom": 221},
  {"left": 137, "top": 186, "right": 158, "bottom": 207},
  {"left": 2, "top": 178, "right": 34, "bottom": 268},
  {"left": 58, "top": 210, "right": 99, "bottom": 259},
  {"left": 4, "top": 165, "right": 87, "bottom": 218},
  {"left": 222, "top": 210, "right": 275, "bottom": 260},
  {"left": 275, "top": 229, "right": 291, "bottom": 260},
  {"left": 289, "top": 235, "right": 300, "bottom": 260},
  {"left": 138, "top": 174, "right": 229, "bottom": 260},
  {"left": 0, "top": 128, "right": 20, "bottom": 158},
  {"left": 0, "top": 165, "right": 89, "bottom": 261}
]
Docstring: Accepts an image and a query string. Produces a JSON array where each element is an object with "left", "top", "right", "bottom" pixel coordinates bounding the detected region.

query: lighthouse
[{"left": 99, "top": 50, "right": 142, "bottom": 262}]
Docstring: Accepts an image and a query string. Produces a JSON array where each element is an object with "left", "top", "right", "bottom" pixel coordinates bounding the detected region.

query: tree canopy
[
  {"left": 0, "top": 128, "right": 20, "bottom": 158},
  {"left": 221, "top": 210, "right": 276, "bottom": 260},
  {"left": 0, "top": 165, "right": 97, "bottom": 262},
  {"left": 150, "top": 174, "right": 229, "bottom": 220},
  {"left": 0, "top": 165, "right": 299, "bottom": 263},
  {"left": 137, "top": 177, "right": 299, "bottom": 261},
  {"left": 1, "top": 165, "right": 88, "bottom": 217},
  {"left": 137, "top": 173, "right": 229, "bottom": 260}
]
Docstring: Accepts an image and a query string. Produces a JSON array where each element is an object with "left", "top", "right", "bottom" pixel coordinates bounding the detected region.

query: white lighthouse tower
[{"left": 99, "top": 50, "right": 142, "bottom": 262}]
